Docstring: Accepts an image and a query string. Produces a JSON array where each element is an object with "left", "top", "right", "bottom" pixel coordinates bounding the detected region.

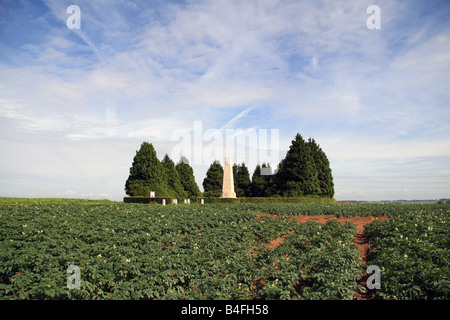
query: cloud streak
[{"left": 0, "top": 0, "right": 449, "bottom": 200}]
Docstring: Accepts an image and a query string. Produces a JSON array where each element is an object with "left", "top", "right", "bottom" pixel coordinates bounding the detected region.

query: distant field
[
  {"left": 0, "top": 198, "right": 448, "bottom": 300},
  {"left": 0, "top": 197, "right": 114, "bottom": 204}
]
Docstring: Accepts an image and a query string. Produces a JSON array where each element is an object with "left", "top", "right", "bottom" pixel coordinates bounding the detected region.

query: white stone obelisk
[{"left": 221, "top": 157, "right": 237, "bottom": 198}]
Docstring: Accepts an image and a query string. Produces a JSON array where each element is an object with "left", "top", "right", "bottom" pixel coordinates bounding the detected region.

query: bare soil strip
[
  {"left": 256, "top": 214, "right": 389, "bottom": 300},
  {"left": 257, "top": 214, "right": 389, "bottom": 261}
]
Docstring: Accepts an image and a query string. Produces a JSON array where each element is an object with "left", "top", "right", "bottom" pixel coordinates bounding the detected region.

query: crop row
[
  {"left": 0, "top": 200, "right": 361, "bottom": 299},
  {"left": 245, "top": 202, "right": 449, "bottom": 217},
  {"left": 0, "top": 199, "right": 448, "bottom": 300},
  {"left": 364, "top": 207, "right": 449, "bottom": 299}
]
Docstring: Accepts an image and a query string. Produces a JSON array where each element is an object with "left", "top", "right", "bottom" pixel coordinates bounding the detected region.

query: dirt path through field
[
  {"left": 257, "top": 214, "right": 389, "bottom": 262},
  {"left": 257, "top": 214, "right": 389, "bottom": 300}
]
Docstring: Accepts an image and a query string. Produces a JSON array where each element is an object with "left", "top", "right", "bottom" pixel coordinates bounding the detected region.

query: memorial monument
[{"left": 221, "top": 157, "right": 237, "bottom": 198}]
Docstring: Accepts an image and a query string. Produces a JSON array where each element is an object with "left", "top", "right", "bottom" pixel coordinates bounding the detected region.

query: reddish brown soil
[
  {"left": 258, "top": 214, "right": 388, "bottom": 262},
  {"left": 257, "top": 214, "right": 389, "bottom": 300},
  {"left": 266, "top": 230, "right": 295, "bottom": 249}
]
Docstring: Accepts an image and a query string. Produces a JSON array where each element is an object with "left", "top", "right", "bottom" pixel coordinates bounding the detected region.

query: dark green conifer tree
[
  {"left": 161, "top": 154, "right": 187, "bottom": 199},
  {"left": 306, "top": 138, "right": 334, "bottom": 197},
  {"left": 249, "top": 163, "right": 273, "bottom": 197},
  {"left": 202, "top": 160, "right": 223, "bottom": 197},
  {"left": 175, "top": 156, "right": 202, "bottom": 199},
  {"left": 125, "top": 142, "right": 171, "bottom": 197},
  {"left": 233, "top": 162, "right": 251, "bottom": 197},
  {"left": 274, "top": 133, "right": 320, "bottom": 196}
]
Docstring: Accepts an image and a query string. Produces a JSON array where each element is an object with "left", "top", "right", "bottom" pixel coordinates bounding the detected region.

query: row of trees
[
  {"left": 202, "top": 134, "right": 334, "bottom": 198},
  {"left": 125, "top": 142, "right": 201, "bottom": 199},
  {"left": 125, "top": 133, "right": 334, "bottom": 198},
  {"left": 202, "top": 161, "right": 268, "bottom": 197}
]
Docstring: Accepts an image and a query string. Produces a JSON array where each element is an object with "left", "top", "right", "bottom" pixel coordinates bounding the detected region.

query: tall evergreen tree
[
  {"left": 235, "top": 162, "right": 251, "bottom": 197},
  {"left": 274, "top": 133, "right": 320, "bottom": 196},
  {"left": 161, "top": 154, "right": 187, "bottom": 199},
  {"left": 306, "top": 138, "right": 334, "bottom": 197},
  {"left": 125, "top": 142, "right": 170, "bottom": 197},
  {"left": 175, "top": 156, "right": 202, "bottom": 198},
  {"left": 232, "top": 164, "right": 240, "bottom": 196},
  {"left": 202, "top": 160, "right": 223, "bottom": 197},
  {"left": 249, "top": 163, "right": 272, "bottom": 197}
]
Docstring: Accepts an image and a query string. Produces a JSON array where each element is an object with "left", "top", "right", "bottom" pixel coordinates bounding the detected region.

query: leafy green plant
[
  {"left": 1, "top": 199, "right": 447, "bottom": 300},
  {"left": 364, "top": 208, "right": 449, "bottom": 299}
]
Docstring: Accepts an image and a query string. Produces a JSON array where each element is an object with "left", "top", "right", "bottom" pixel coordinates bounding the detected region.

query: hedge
[
  {"left": 197, "top": 196, "right": 336, "bottom": 204},
  {"left": 123, "top": 196, "right": 336, "bottom": 204},
  {"left": 123, "top": 196, "right": 176, "bottom": 204}
]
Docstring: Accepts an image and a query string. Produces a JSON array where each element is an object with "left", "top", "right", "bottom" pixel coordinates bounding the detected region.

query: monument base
[{"left": 221, "top": 191, "right": 237, "bottom": 198}]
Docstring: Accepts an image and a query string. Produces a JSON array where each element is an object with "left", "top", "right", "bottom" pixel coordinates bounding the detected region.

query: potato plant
[
  {"left": 364, "top": 207, "right": 449, "bottom": 299},
  {"left": 0, "top": 199, "right": 448, "bottom": 300}
]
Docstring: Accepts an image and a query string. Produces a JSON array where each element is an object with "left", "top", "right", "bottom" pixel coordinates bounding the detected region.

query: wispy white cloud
[
  {"left": 219, "top": 106, "right": 255, "bottom": 131},
  {"left": 0, "top": 0, "right": 449, "bottom": 200}
]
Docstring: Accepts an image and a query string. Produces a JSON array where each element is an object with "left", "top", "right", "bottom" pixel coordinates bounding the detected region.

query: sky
[{"left": 0, "top": 0, "right": 449, "bottom": 201}]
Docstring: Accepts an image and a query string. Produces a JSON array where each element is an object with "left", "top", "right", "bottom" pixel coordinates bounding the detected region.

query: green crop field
[{"left": 0, "top": 198, "right": 448, "bottom": 300}]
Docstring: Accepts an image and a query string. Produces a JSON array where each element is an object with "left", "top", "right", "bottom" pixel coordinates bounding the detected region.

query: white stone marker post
[{"left": 221, "top": 157, "right": 237, "bottom": 198}]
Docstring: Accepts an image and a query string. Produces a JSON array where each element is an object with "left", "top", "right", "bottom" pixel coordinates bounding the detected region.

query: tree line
[
  {"left": 125, "top": 133, "right": 334, "bottom": 198},
  {"left": 125, "top": 142, "right": 201, "bottom": 199}
]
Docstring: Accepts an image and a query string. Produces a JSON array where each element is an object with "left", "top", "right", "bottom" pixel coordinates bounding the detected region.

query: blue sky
[{"left": 0, "top": 0, "right": 449, "bottom": 201}]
